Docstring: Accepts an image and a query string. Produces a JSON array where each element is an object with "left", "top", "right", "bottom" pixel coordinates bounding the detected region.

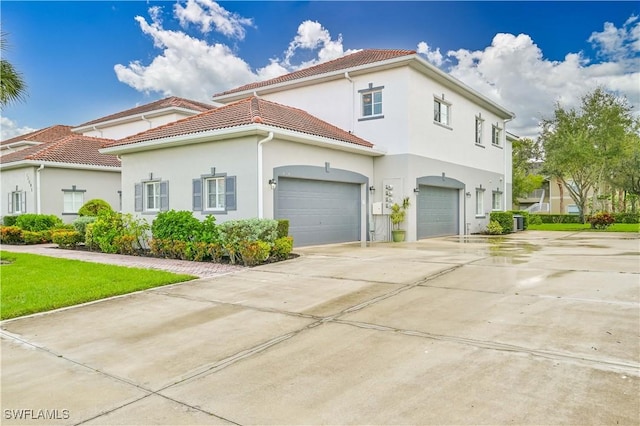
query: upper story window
[
  {"left": 135, "top": 177, "right": 169, "bottom": 213},
  {"left": 492, "top": 124, "right": 502, "bottom": 147},
  {"left": 434, "top": 96, "right": 451, "bottom": 127},
  {"left": 358, "top": 83, "right": 384, "bottom": 121},
  {"left": 62, "top": 186, "right": 85, "bottom": 214},
  {"left": 475, "top": 116, "right": 484, "bottom": 145}
]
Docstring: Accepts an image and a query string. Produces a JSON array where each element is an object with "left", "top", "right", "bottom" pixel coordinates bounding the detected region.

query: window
[
  {"left": 63, "top": 190, "right": 84, "bottom": 214},
  {"left": 475, "top": 188, "right": 485, "bottom": 217},
  {"left": 135, "top": 180, "right": 168, "bottom": 213},
  {"left": 434, "top": 98, "right": 451, "bottom": 126},
  {"left": 475, "top": 116, "right": 484, "bottom": 145},
  {"left": 492, "top": 191, "right": 502, "bottom": 211},
  {"left": 193, "top": 173, "right": 236, "bottom": 213},
  {"left": 8, "top": 191, "right": 25, "bottom": 214},
  {"left": 362, "top": 91, "right": 382, "bottom": 117},
  {"left": 205, "top": 176, "right": 226, "bottom": 211},
  {"left": 492, "top": 125, "right": 502, "bottom": 146}
]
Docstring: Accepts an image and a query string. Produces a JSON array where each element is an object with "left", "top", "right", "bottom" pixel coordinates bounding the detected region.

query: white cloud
[
  {"left": 417, "top": 41, "right": 444, "bottom": 67},
  {"left": 174, "top": 0, "right": 253, "bottom": 39},
  {"left": 0, "top": 116, "right": 36, "bottom": 141},
  {"left": 417, "top": 16, "right": 640, "bottom": 139},
  {"left": 115, "top": 7, "right": 356, "bottom": 102}
]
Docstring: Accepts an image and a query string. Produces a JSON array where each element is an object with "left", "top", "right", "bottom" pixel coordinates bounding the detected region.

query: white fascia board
[
  {"left": 0, "top": 160, "right": 120, "bottom": 172},
  {"left": 410, "top": 55, "right": 516, "bottom": 120},
  {"left": 100, "top": 124, "right": 385, "bottom": 157},
  {"left": 212, "top": 56, "right": 416, "bottom": 103},
  {"left": 0, "top": 141, "right": 42, "bottom": 150},
  {"left": 72, "top": 107, "right": 204, "bottom": 133}
]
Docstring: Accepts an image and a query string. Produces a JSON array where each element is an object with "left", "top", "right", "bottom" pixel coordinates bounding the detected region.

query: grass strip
[
  {"left": 527, "top": 223, "right": 639, "bottom": 232},
  {"left": 0, "top": 251, "right": 195, "bottom": 320}
]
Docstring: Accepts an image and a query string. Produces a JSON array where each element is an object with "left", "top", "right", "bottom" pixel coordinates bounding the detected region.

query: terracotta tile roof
[
  {"left": 107, "top": 97, "right": 374, "bottom": 149},
  {"left": 214, "top": 49, "right": 415, "bottom": 97},
  {"left": 76, "top": 96, "right": 216, "bottom": 128},
  {"left": 1, "top": 125, "right": 73, "bottom": 145},
  {"left": 1, "top": 135, "right": 120, "bottom": 167}
]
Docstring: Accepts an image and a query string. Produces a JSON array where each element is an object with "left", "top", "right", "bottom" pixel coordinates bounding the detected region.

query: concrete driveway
[{"left": 1, "top": 231, "right": 639, "bottom": 425}]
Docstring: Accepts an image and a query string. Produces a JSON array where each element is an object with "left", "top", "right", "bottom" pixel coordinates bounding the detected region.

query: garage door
[
  {"left": 275, "top": 178, "right": 361, "bottom": 247},
  {"left": 417, "top": 185, "right": 459, "bottom": 238}
]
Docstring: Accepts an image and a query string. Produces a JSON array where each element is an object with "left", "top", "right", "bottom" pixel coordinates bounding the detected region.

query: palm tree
[{"left": 0, "top": 32, "right": 27, "bottom": 108}]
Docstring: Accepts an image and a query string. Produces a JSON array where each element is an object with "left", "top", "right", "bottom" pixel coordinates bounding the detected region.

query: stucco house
[
  {"left": 1, "top": 97, "right": 215, "bottom": 222},
  {"left": 102, "top": 49, "right": 515, "bottom": 246}
]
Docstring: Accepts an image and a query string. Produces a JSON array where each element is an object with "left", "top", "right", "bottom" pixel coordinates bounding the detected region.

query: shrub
[
  {"left": 113, "top": 234, "right": 138, "bottom": 255},
  {"left": 538, "top": 214, "right": 583, "bottom": 224},
  {"left": 22, "top": 231, "right": 50, "bottom": 245},
  {"left": 239, "top": 240, "right": 271, "bottom": 266},
  {"left": 0, "top": 226, "right": 23, "bottom": 244},
  {"left": 3, "top": 216, "right": 18, "bottom": 226},
  {"left": 276, "top": 219, "right": 290, "bottom": 238},
  {"left": 78, "top": 199, "right": 113, "bottom": 217},
  {"left": 208, "top": 242, "right": 225, "bottom": 263},
  {"left": 486, "top": 220, "right": 504, "bottom": 235},
  {"left": 15, "top": 214, "right": 62, "bottom": 231},
  {"left": 84, "top": 223, "right": 99, "bottom": 251},
  {"left": 271, "top": 236, "right": 293, "bottom": 261},
  {"left": 152, "top": 210, "right": 202, "bottom": 242},
  {"left": 72, "top": 216, "right": 97, "bottom": 242},
  {"left": 529, "top": 214, "right": 543, "bottom": 225},
  {"left": 489, "top": 211, "right": 513, "bottom": 234},
  {"left": 198, "top": 215, "right": 220, "bottom": 243},
  {"left": 587, "top": 211, "right": 615, "bottom": 230},
  {"left": 218, "top": 218, "right": 279, "bottom": 264},
  {"left": 51, "top": 230, "right": 82, "bottom": 249},
  {"left": 612, "top": 212, "right": 640, "bottom": 224},
  {"left": 91, "top": 210, "right": 124, "bottom": 253}
]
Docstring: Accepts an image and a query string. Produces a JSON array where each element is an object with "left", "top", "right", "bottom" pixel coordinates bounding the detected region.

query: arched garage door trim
[
  {"left": 273, "top": 165, "right": 369, "bottom": 246},
  {"left": 416, "top": 175, "right": 464, "bottom": 239}
]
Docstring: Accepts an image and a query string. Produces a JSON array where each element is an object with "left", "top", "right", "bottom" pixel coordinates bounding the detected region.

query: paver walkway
[{"left": 1, "top": 244, "right": 244, "bottom": 278}]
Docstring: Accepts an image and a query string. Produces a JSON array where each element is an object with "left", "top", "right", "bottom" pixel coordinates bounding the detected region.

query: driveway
[{"left": 1, "top": 231, "right": 639, "bottom": 425}]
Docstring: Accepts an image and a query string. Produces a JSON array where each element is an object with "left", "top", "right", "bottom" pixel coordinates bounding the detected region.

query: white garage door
[
  {"left": 417, "top": 185, "right": 459, "bottom": 238},
  {"left": 275, "top": 178, "right": 361, "bottom": 246}
]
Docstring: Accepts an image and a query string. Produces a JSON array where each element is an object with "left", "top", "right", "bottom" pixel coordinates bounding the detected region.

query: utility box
[{"left": 372, "top": 202, "right": 383, "bottom": 215}]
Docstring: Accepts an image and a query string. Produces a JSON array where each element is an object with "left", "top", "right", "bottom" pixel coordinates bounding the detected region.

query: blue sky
[{"left": 1, "top": 1, "right": 639, "bottom": 140}]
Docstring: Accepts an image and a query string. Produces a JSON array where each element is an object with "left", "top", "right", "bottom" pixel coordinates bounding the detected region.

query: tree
[
  {"left": 512, "top": 137, "right": 544, "bottom": 201},
  {"left": 0, "top": 32, "right": 27, "bottom": 108},
  {"left": 540, "top": 88, "right": 637, "bottom": 222}
]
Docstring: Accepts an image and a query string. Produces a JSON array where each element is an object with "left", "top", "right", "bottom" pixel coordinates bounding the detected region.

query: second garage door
[
  {"left": 275, "top": 177, "right": 361, "bottom": 247},
  {"left": 417, "top": 185, "right": 459, "bottom": 238}
]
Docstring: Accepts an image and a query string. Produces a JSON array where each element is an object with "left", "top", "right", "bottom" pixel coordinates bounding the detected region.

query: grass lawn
[
  {"left": 0, "top": 251, "right": 196, "bottom": 320},
  {"left": 527, "top": 223, "right": 639, "bottom": 232}
]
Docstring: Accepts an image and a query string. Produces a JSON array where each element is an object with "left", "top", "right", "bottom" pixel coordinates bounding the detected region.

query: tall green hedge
[{"left": 489, "top": 211, "right": 513, "bottom": 234}]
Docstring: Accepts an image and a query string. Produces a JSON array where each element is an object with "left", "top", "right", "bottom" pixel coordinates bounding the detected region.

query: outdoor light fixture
[
  {"left": 413, "top": 187, "right": 420, "bottom": 193},
  {"left": 466, "top": 192, "right": 472, "bottom": 198},
  {"left": 268, "top": 179, "right": 277, "bottom": 190},
  {"left": 369, "top": 185, "right": 375, "bottom": 192}
]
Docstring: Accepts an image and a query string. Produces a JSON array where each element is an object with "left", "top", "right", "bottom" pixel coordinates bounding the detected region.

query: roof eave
[
  {"left": 0, "top": 159, "right": 121, "bottom": 172},
  {"left": 72, "top": 107, "right": 208, "bottom": 133},
  {"left": 100, "top": 124, "right": 385, "bottom": 157}
]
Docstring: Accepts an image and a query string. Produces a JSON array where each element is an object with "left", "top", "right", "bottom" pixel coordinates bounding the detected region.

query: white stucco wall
[
  {"left": 1, "top": 167, "right": 37, "bottom": 218},
  {"left": 81, "top": 112, "right": 199, "bottom": 140}
]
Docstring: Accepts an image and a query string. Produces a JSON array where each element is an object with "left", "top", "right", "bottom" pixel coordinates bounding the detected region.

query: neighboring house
[
  {"left": 103, "top": 49, "right": 515, "bottom": 246},
  {"left": 1, "top": 97, "right": 216, "bottom": 222}
]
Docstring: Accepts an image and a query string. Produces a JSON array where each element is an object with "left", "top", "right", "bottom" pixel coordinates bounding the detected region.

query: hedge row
[{"left": 531, "top": 212, "right": 639, "bottom": 224}]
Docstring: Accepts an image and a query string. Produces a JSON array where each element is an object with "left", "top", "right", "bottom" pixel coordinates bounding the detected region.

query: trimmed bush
[
  {"left": 489, "top": 211, "right": 513, "bottom": 234},
  {"left": 276, "top": 219, "right": 290, "bottom": 238},
  {"left": 15, "top": 214, "right": 62, "bottom": 231},
  {"left": 537, "top": 214, "right": 583, "bottom": 224},
  {"left": 72, "top": 216, "right": 96, "bottom": 243},
  {"left": 152, "top": 210, "right": 202, "bottom": 242},
  {"left": 3, "top": 216, "right": 18, "bottom": 226},
  {"left": 0, "top": 226, "right": 23, "bottom": 244},
  {"left": 51, "top": 230, "right": 83, "bottom": 249},
  {"left": 612, "top": 212, "right": 640, "bottom": 224},
  {"left": 271, "top": 236, "right": 294, "bottom": 261},
  {"left": 529, "top": 214, "right": 543, "bottom": 225},
  {"left": 22, "top": 231, "right": 51, "bottom": 245},
  {"left": 218, "top": 218, "right": 279, "bottom": 264},
  {"left": 239, "top": 240, "right": 271, "bottom": 266},
  {"left": 78, "top": 199, "right": 113, "bottom": 217},
  {"left": 587, "top": 211, "right": 615, "bottom": 230},
  {"left": 486, "top": 220, "right": 504, "bottom": 235}
]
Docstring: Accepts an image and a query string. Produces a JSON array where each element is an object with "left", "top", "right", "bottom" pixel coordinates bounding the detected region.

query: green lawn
[
  {"left": 527, "top": 223, "right": 639, "bottom": 232},
  {"left": 0, "top": 251, "right": 195, "bottom": 320}
]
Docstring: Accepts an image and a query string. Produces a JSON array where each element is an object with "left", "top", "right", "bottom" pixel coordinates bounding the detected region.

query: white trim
[
  {"left": 0, "top": 160, "right": 120, "bottom": 172},
  {"left": 72, "top": 106, "right": 209, "bottom": 133}
]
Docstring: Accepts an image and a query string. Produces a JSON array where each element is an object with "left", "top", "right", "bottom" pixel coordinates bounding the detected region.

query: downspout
[
  {"left": 503, "top": 117, "right": 514, "bottom": 211},
  {"left": 344, "top": 72, "right": 355, "bottom": 132},
  {"left": 141, "top": 115, "right": 152, "bottom": 129},
  {"left": 92, "top": 126, "right": 103, "bottom": 138},
  {"left": 257, "top": 131, "right": 274, "bottom": 218},
  {"left": 36, "top": 163, "right": 44, "bottom": 214}
]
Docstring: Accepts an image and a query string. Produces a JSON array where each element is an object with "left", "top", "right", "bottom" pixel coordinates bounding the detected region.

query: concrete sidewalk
[{"left": 1, "top": 231, "right": 639, "bottom": 425}]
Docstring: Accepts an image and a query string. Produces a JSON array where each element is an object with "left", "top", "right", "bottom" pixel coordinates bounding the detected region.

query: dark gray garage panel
[
  {"left": 417, "top": 185, "right": 459, "bottom": 238},
  {"left": 276, "top": 178, "right": 361, "bottom": 247}
]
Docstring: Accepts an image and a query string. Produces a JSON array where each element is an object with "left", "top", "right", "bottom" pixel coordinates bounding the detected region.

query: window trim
[
  {"left": 492, "top": 124, "right": 503, "bottom": 147},
  {"left": 193, "top": 171, "right": 237, "bottom": 214},
  {"left": 475, "top": 188, "right": 486, "bottom": 218},
  {"left": 433, "top": 96, "right": 452, "bottom": 128},
  {"left": 8, "top": 190, "right": 26, "bottom": 214},
  {"left": 475, "top": 115, "right": 484, "bottom": 146},
  {"left": 492, "top": 190, "right": 503, "bottom": 211},
  {"left": 61, "top": 186, "right": 86, "bottom": 215},
  {"left": 135, "top": 178, "right": 169, "bottom": 214},
  {"left": 204, "top": 175, "right": 226, "bottom": 212},
  {"left": 358, "top": 83, "right": 384, "bottom": 121}
]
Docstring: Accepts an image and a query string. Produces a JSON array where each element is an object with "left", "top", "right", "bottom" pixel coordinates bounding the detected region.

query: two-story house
[
  {"left": 102, "top": 49, "right": 515, "bottom": 246},
  {"left": 1, "top": 97, "right": 215, "bottom": 222}
]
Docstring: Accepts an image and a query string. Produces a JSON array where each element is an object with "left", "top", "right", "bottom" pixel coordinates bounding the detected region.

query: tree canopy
[{"left": 0, "top": 32, "right": 27, "bottom": 108}]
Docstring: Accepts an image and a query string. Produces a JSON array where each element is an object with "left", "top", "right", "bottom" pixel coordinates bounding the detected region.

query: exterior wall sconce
[
  {"left": 369, "top": 186, "right": 375, "bottom": 192},
  {"left": 268, "top": 179, "right": 277, "bottom": 190},
  {"left": 413, "top": 187, "right": 420, "bottom": 193},
  {"left": 466, "top": 192, "right": 472, "bottom": 198}
]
